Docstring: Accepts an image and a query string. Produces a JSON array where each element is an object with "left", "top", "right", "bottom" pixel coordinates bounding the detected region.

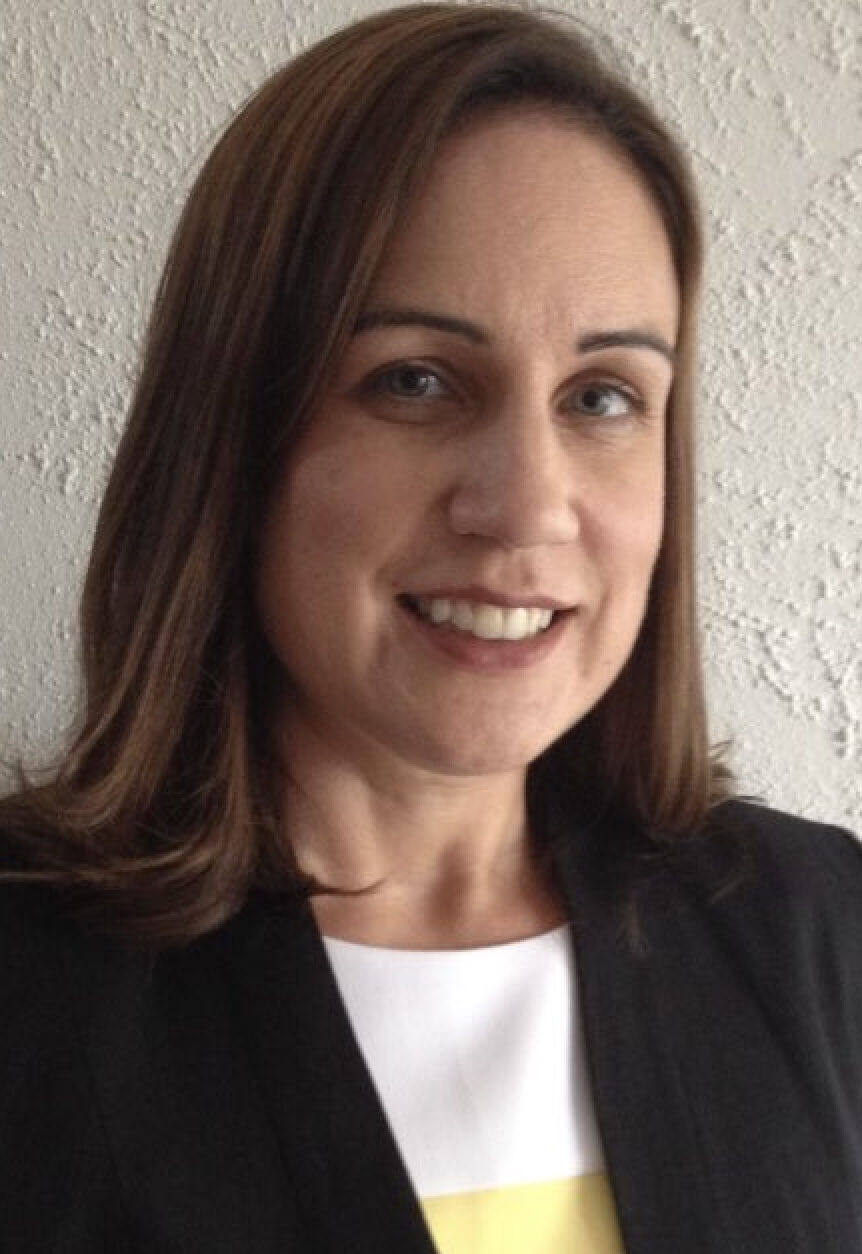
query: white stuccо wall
[{"left": 0, "top": 0, "right": 859, "bottom": 829}]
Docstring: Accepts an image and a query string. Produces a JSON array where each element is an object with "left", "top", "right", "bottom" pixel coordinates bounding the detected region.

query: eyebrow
[
  {"left": 353, "top": 307, "right": 676, "bottom": 367},
  {"left": 354, "top": 308, "right": 489, "bottom": 345}
]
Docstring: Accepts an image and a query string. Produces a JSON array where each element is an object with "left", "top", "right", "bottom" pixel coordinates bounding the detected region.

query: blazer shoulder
[
  {"left": 584, "top": 799, "right": 862, "bottom": 976},
  {"left": 0, "top": 839, "right": 156, "bottom": 1071},
  {"left": 667, "top": 802, "right": 862, "bottom": 1030},
  {"left": 699, "top": 798, "right": 862, "bottom": 910},
  {"left": 0, "top": 870, "right": 129, "bottom": 1049},
  {"left": 0, "top": 874, "right": 137, "bottom": 1245},
  {"left": 0, "top": 874, "right": 73, "bottom": 984}
]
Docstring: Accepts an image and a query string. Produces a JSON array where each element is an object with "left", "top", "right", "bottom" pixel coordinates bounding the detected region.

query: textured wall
[{"left": 1, "top": 0, "right": 859, "bottom": 828}]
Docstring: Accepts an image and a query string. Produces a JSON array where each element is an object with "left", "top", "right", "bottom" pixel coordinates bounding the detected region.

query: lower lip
[{"left": 399, "top": 602, "right": 572, "bottom": 672}]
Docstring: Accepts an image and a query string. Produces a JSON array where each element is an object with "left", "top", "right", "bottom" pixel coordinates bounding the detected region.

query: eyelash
[
  {"left": 365, "top": 363, "right": 450, "bottom": 402},
  {"left": 360, "top": 361, "right": 647, "bottom": 421},
  {"left": 565, "top": 381, "right": 646, "bottom": 420}
]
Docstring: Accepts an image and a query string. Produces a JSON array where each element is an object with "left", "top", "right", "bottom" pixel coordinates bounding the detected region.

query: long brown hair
[{"left": 0, "top": 3, "right": 729, "bottom": 944}]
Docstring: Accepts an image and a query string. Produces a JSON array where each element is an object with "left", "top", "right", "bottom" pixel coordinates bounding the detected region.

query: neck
[{"left": 274, "top": 719, "right": 565, "bottom": 949}]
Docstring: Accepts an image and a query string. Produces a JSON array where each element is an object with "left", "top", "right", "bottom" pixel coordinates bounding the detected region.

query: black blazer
[{"left": 1, "top": 800, "right": 861, "bottom": 1252}]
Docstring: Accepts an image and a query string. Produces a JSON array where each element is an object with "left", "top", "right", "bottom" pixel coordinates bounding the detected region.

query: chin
[{"left": 396, "top": 717, "right": 578, "bottom": 779}]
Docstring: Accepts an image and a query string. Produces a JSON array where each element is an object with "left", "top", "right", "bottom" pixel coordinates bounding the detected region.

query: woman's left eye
[{"left": 566, "top": 382, "right": 641, "bottom": 419}]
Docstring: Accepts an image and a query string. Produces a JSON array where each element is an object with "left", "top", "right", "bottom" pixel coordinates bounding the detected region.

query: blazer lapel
[
  {"left": 214, "top": 892, "right": 438, "bottom": 1254},
  {"left": 551, "top": 811, "right": 836, "bottom": 1254},
  {"left": 549, "top": 809, "right": 745, "bottom": 1254},
  {"left": 557, "top": 861, "right": 720, "bottom": 1252}
]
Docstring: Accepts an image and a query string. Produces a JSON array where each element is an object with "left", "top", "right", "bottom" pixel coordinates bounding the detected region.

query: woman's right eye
[{"left": 367, "top": 364, "right": 449, "bottom": 400}]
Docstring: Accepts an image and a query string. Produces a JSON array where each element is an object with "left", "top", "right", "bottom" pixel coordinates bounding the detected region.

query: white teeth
[
  {"left": 452, "top": 600, "right": 475, "bottom": 632},
  {"left": 502, "top": 607, "right": 529, "bottom": 640},
  {"left": 413, "top": 597, "right": 557, "bottom": 640},
  {"left": 472, "top": 604, "right": 503, "bottom": 640}
]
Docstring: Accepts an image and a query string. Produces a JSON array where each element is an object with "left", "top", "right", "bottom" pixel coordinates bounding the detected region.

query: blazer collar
[
  {"left": 213, "top": 891, "right": 438, "bottom": 1254},
  {"left": 550, "top": 812, "right": 749, "bottom": 1254}
]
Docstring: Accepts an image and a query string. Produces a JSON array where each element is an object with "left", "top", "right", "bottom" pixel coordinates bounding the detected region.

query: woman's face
[{"left": 255, "top": 110, "right": 679, "bottom": 779}]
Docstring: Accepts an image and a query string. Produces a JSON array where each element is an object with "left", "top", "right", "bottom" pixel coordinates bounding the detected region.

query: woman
[{"left": 1, "top": 5, "right": 860, "bottom": 1252}]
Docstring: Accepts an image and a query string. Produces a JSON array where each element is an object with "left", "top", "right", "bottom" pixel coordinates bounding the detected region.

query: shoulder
[
  {"left": 0, "top": 831, "right": 115, "bottom": 978},
  {"left": 0, "top": 870, "right": 147, "bottom": 1064},
  {"left": 0, "top": 842, "right": 175, "bottom": 1102},
  {"left": 0, "top": 860, "right": 234, "bottom": 1189},
  {"left": 684, "top": 798, "right": 862, "bottom": 920},
  {"left": 0, "top": 848, "right": 256, "bottom": 1063},
  {"left": 706, "top": 795, "right": 860, "bottom": 859},
  {"left": 0, "top": 859, "right": 228, "bottom": 1028},
  {"left": 556, "top": 795, "right": 861, "bottom": 928},
  {"left": 652, "top": 802, "right": 862, "bottom": 1051},
  {"left": 0, "top": 868, "right": 142, "bottom": 1239},
  {"left": 0, "top": 871, "right": 81, "bottom": 998},
  {"left": 616, "top": 798, "right": 862, "bottom": 957},
  {"left": 562, "top": 798, "right": 862, "bottom": 1004}
]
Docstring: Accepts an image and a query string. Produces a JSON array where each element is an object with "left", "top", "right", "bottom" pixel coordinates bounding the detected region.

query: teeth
[
  {"left": 414, "top": 598, "right": 556, "bottom": 640},
  {"left": 503, "top": 607, "right": 529, "bottom": 640},
  {"left": 452, "top": 600, "right": 475, "bottom": 632},
  {"left": 472, "top": 604, "right": 503, "bottom": 639}
]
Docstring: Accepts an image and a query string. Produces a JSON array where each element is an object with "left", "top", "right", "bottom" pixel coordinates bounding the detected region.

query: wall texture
[{"left": 1, "top": 0, "right": 859, "bottom": 828}]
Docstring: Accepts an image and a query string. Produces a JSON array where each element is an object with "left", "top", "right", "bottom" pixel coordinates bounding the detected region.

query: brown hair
[{"left": 0, "top": 2, "right": 730, "bottom": 944}]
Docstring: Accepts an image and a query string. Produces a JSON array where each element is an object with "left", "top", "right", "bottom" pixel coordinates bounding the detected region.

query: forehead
[{"left": 365, "top": 108, "right": 679, "bottom": 342}]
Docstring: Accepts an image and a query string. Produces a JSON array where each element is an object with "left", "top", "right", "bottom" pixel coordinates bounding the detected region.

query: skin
[{"left": 255, "top": 109, "right": 680, "bottom": 947}]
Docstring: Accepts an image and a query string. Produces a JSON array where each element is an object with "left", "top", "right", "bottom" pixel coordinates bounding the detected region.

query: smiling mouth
[{"left": 400, "top": 595, "right": 560, "bottom": 641}]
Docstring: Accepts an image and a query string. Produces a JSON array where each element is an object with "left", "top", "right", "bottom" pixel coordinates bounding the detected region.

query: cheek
[
  {"left": 585, "top": 459, "right": 665, "bottom": 583},
  {"left": 256, "top": 443, "right": 403, "bottom": 626},
  {"left": 632, "top": 488, "right": 665, "bottom": 566}
]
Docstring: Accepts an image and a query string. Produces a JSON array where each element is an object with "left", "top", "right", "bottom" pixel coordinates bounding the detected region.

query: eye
[
  {"left": 567, "top": 381, "right": 642, "bottom": 419},
  {"left": 371, "top": 363, "right": 449, "bottom": 400}
]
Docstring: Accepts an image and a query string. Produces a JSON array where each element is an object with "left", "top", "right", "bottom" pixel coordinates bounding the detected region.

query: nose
[{"left": 447, "top": 401, "right": 580, "bottom": 549}]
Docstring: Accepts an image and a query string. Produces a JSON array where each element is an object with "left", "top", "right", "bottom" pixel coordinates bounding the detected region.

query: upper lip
[{"left": 402, "top": 585, "right": 573, "bottom": 611}]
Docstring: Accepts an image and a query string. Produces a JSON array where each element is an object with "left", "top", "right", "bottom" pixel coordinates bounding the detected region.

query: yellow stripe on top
[{"left": 422, "top": 1171, "right": 625, "bottom": 1254}]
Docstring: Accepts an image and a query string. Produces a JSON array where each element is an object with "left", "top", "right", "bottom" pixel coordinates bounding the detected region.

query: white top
[
  {"left": 323, "top": 925, "right": 625, "bottom": 1254},
  {"left": 324, "top": 923, "right": 605, "bottom": 1195}
]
